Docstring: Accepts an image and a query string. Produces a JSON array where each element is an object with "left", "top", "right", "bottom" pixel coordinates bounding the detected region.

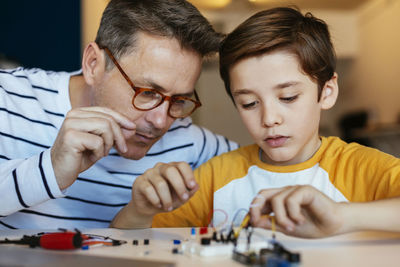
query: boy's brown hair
[{"left": 219, "top": 7, "right": 336, "bottom": 101}]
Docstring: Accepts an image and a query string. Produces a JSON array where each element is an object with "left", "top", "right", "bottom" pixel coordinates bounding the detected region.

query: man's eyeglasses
[{"left": 103, "top": 47, "right": 202, "bottom": 118}]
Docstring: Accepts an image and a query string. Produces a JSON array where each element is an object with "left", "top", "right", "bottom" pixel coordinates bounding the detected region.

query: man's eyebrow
[{"left": 146, "top": 79, "right": 194, "bottom": 97}]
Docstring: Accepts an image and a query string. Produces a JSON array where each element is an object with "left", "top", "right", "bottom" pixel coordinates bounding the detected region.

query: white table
[{"left": 1, "top": 228, "right": 400, "bottom": 267}]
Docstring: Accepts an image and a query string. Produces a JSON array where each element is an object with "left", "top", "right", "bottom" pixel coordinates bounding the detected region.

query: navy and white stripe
[{"left": 0, "top": 67, "right": 238, "bottom": 229}]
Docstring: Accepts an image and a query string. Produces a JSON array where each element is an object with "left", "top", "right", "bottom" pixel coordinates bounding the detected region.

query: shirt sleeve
[
  {"left": 0, "top": 149, "right": 65, "bottom": 216},
  {"left": 327, "top": 143, "right": 400, "bottom": 202},
  {"left": 365, "top": 149, "right": 400, "bottom": 200}
]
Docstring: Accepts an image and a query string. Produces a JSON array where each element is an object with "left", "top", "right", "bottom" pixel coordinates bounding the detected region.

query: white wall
[
  {"left": 349, "top": 0, "right": 400, "bottom": 124},
  {"left": 81, "top": 0, "right": 108, "bottom": 51}
]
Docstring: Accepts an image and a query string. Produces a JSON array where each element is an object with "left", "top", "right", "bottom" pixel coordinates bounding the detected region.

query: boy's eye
[
  {"left": 242, "top": 101, "right": 258, "bottom": 109},
  {"left": 280, "top": 95, "right": 298, "bottom": 103}
]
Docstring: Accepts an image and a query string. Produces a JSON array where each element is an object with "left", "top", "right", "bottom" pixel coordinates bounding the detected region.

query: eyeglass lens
[
  {"left": 133, "top": 89, "right": 197, "bottom": 118},
  {"left": 102, "top": 47, "right": 200, "bottom": 118}
]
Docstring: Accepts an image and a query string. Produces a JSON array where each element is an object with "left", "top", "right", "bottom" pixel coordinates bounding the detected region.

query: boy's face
[{"left": 229, "top": 50, "right": 337, "bottom": 165}]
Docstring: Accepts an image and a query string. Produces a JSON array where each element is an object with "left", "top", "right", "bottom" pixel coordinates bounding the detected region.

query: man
[{"left": 0, "top": 0, "right": 237, "bottom": 229}]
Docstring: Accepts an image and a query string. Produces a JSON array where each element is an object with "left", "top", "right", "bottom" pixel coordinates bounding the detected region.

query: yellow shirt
[{"left": 153, "top": 136, "right": 400, "bottom": 227}]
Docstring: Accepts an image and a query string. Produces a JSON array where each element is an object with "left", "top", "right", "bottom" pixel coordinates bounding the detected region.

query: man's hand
[
  {"left": 110, "top": 162, "right": 198, "bottom": 229},
  {"left": 133, "top": 162, "right": 198, "bottom": 214},
  {"left": 51, "top": 107, "right": 136, "bottom": 190},
  {"left": 249, "top": 185, "right": 346, "bottom": 238}
]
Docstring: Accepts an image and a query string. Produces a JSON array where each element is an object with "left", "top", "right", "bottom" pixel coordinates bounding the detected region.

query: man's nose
[{"left": 145, "top": 101, "right": 170, "bottom": 129}]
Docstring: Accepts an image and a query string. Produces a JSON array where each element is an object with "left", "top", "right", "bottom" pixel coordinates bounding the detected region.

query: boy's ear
[
  {"left": 320, "top": 72, "right": 339, "bottom": 110},
  {"left": 81, "top": 42, "right": 106, "bottom": 86}
]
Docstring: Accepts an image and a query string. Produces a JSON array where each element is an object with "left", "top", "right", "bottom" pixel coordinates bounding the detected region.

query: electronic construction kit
[{"left": 0, "top": 211, "right": 301, "bottom": 266}]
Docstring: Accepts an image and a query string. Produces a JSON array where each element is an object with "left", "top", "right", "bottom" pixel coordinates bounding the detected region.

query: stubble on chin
[
  {"left": 121, "top": 128, "right": 137, "bottom": 140},
  {"left": 117, "top": 143, "right": 149, "bottom": 160}
]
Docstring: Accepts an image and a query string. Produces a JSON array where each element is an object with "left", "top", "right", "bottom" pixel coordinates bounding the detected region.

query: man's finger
[
  {"left": 65, "top": 111, "right": 130, "bottom": 153},
  {"left": 77, "top": 106, "right": 136, "bottom": 129},
  {"left": 138, "top": 179, "right": 162, "bottom": 209},
  {"left": 65, "top": 130, "right": 104, "bottom": 158},
  {"left": 148, "top": 174, "right": 173, "bottom": 211},
  {"left": 161, "top": 164, "right": 190, "bottom": 201},
  {"left": 172, "top": 162, "right": 197, "bottom": 190}
]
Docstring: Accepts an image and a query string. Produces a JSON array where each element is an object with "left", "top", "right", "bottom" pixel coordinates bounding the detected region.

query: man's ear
[
  {"left": 320, "top": 72, "right": 339, "bottom": 110},
  {"left": 81, "top": 42, "right": 106, "bottom": 86}
]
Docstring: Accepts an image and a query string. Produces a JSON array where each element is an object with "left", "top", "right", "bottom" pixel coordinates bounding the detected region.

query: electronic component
[
  {"left": 232, "top": 242, "right": 301, "bottom": 266},
  {"left": 179, "top": 224, "right": 300, "bottom": 265},
  {"left": 0, "top": 231, "right": 83, "bottom": 250},
  {"left": 175, "top": 209, "right": 300, "bottom": 264},
  {"left": 144, "top": 239, "right": 150, "bottom": 245},
  {"left": 200, "top": 238, "right": 211, "bottom": 245},
  {"left": 199, "top": 227, "right": 208, "bottom": 235},
  {"left": 172, "top": 239, "right": 182, "bottom": 254},
  {"left": 190, "top": 227, "right": 196, "bottom": 239},
  {"left": 181, "top": 237, "right": 270, "bottom": 257},
  {"left": 0, "top": 230, "right": 126, "bottom": 250},
  {"left": 132, "top": 239, "right": 139, "bottom": 246},
  {"left": 212, "top": 231, "right": 218, "bottom": 242}
]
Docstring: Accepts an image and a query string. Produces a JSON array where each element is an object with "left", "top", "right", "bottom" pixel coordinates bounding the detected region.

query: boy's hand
[
  {"left": 110, "top": 162, "right": 198, "bottom": 229},
  {"left": 51, "top": 107, "right": 136, "bottom": 190},
  {"left": 249, "top": 185, "right": 347, "bottom": 238}
]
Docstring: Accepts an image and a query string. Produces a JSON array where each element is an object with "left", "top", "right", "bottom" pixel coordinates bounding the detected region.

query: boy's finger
[
  {"left": 270, "top": 187, "right": 298, "bottom": 231},
  {"left": 286, "top": 191, "right": 306, "bottom": 225},
  {"left": 249, "top": 188, "right": 282, "bottom": 224},
  {"left": 249, "top": 194, "right": 266, "bottom": 224},
  {"left": 285, "top": 186, "right": 320, "bottom": 224}
]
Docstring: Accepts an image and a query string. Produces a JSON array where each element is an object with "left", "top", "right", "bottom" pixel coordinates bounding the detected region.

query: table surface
[{"left": 1, "top": 227, "right": 400, "bottom": 267}]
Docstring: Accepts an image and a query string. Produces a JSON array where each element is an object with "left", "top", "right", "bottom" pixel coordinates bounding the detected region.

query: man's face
[
  {"left": 230, "top": 51, "right": 324, "bottom": 166},
  {"left": 94, "top": 32, "right": 202, "bottom": 160}
]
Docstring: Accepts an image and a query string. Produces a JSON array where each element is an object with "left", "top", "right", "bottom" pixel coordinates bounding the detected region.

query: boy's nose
[{"left": 262, "top": 105, "right": 282, "bottom": 127}]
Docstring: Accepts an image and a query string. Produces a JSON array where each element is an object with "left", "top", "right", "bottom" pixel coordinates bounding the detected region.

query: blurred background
[{"left": 1, "top": 0, "right": 400, "bottom": 156}]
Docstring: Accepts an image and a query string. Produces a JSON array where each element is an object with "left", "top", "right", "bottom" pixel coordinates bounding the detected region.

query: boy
[{"left": 111, "top": 7, "right": 400, "bottom": 236}]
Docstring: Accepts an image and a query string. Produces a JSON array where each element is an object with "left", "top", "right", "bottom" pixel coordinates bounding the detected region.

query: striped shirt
[{"left": 0, "top": 67, "right": 238, "bottom": 229}]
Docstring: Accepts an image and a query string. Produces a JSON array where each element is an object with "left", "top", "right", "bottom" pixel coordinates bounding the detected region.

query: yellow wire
[
  {"left": 235, "top": 214, "right": 276, "bottom": 239},
  {"left": 234, "top": 214, "right": 249, "bottom": 239},
  {"left": 240, "top": 214, "right": 250, "bottom": 228},
  {"left": 270, "top": 216, "right": 276, "bottom": 239}
]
